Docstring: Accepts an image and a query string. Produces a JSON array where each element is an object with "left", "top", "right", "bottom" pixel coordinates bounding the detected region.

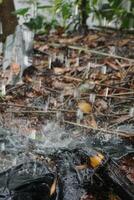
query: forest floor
[
  {"left": 0, "top": 28, "right": 134, "bottom": 200},
  {"left": 0, "top": 29, "right": 134, "bottom": 140}
]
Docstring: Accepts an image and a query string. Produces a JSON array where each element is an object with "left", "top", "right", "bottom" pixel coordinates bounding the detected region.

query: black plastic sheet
[
  {"left": 0, "top": 148, "right": 133, "bottom": 200},
  {"left": 0, "top": 161, "right": 55, "bottom": 200}
]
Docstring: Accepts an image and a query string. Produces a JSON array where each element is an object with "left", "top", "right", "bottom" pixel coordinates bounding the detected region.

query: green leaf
[
  {"left": 61, "top": 3, "right": 72, "bottom": 20},
  {"left": 12, "top": 7, "right": 29, "bottom": 16},
  {"left": 25, "top": 15, "right": 44, "bottom": 30},
  {"left": 93, "top": 0, "right": 98, "bottom": 5}
]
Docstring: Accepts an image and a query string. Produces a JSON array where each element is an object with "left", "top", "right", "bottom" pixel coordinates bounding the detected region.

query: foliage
[
  {"left": 54, "top": 0, "right": 72, "bottom": 27},
  {"left": 94, "top": 0, "right": 134, "bottom": 29},
  {"left": 12, "top": 7, "right": 30, "bottom": 16},
  {"left": 53, "top": 0, "right": 134, "bottom": 30},
  {"left": 53, "top": 0, "right": 90, "bottom": 31},
  {"left": 24, "top": 15, "right": 44, "bottom": 30},
  {"left": 14, "top": 0, "right": 134, "bottom": 32},
  {"left": 13, "top": 0, "right": 58, "bottom": 33}
]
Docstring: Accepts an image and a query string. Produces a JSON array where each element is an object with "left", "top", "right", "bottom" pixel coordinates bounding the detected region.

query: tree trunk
[
  {"left": 78, "top": 0, "right": 88, "bottom": 34},
  {"left": 80, "top": 0, "right": 88, "bottom": 27},
  {"left": 0, "top": 0, "right": 18, "bottom": 42}
]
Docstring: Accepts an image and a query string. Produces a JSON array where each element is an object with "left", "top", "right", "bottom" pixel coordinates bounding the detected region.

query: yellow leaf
[
  {"left": 50, "top": 177, "right": 57, "bottom": 196},
  {"left": 97, "top": 153, "right": 104, "bottom": 160},
  {"left": 78, "top": 102, "right": 92, "bottom": 113},
  {"left": 88, "top": 153, "right": 104, "bottom": 168}
]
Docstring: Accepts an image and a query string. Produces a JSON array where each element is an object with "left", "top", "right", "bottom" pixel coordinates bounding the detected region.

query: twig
[
  {"left": 109, "top": 115, "right": 133, "bottom": 128},
  {"left": 78, "top": 95, "right": 134, "bottom": 100},
  {"left": 108, "top": 91, "right": 134, "bottom": 96},
  {"left": 63, "top": 120, "right": 133, "bottom": 138},
  {"left": 95, "top": 83, "right": 133, "bottom": 91},
  {"left": 44, "top": 86, "right": 61, "bottom": 93},
  {"left": 5, "top": 108, "right": 75, "bottom": 114},
  {"left": 5, "top": 110, "right": 56, "bottom": 114},
  {"left": 6, "top": 84, "right": 25, "bottom": 93},
  {"left": 93, "top": 25, "right": 134, "bottom": 33},
  {"left": 95, "top": 91, "right": 134, "bottom": 98},
  {"left": 50, "top": 43, "right": 134, "bottom": 63},
  {"left": 63, "top": 75, "right": 82, "bottom": 82},
  {"left": 69, "top": 45, "right": 134, "bottom": 62}
]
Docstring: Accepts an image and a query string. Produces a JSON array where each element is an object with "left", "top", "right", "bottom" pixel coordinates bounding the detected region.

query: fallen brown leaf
[
  {"left": 59, "top": 36, "right": 82, "bottom": 44},
  {"left": 95, "top": 99, "right": 108, "bottom": 112},
  {"left": 90, "top": 115, "right": 97, "bottom": 128},
  {"left": 53, "top": 67, "right": 70, "bottom": 75},
  {"left": 83, "top": 115, "right": 97, "bottom": 128},
  {"left": 110, "top": 115, "right": 131, "bottom": 125},
  {"left": 83, "top": 34, "right": 98, "bottom": 43},
  {"left": 117, "top": 39, "right": 130, "bottom": 47}
]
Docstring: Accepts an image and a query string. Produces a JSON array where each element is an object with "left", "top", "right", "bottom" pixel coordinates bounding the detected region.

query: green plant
[
  {"left": 93, "top": 0, "right": 134, "bottom": 29},
  {"left": 12, "top": 7, "right": 30, "bottom": 16},
  {"left": 54, "top": 0, "right": 72, "bottom": 28},
  {"left": 13, "top": 0, "right": 55, "bottom": 32},
  {"left": 24, "top": 15, "right": 44, "bottom": 30},
  {"left": 54, "top": 0, "right": 91, "bottom": 32},
  {"left": 13, "top": 0, "right": 134, "bottom": 32}
]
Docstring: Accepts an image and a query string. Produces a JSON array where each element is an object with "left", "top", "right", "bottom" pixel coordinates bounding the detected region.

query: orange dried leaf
[
  {"left": 11, "top": 63, "right": 20, "bottom": 75},
  {"left": 78, "top": 102, "right": 92, "bottom": 113},
  {"left": 88, "top": 153, "right": 104, "bottom": 168},
  {"left": 50, "top": 178, "right": 57, "bottom": 196}
]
